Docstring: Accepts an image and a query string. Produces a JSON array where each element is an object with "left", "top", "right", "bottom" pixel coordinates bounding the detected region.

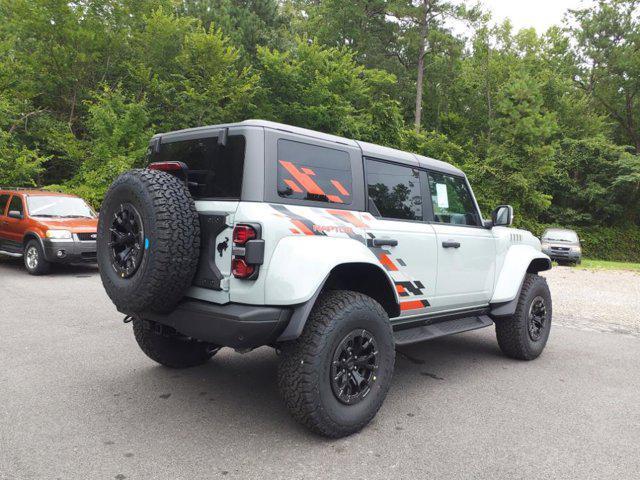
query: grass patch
[{"left": 575, "top": 258, "right": 640, "bottom": 272}]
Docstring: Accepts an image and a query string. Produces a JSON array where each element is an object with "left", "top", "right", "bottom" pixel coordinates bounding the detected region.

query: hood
[{"left": 36, "top": 217, "right": 98, "bottom": 233}]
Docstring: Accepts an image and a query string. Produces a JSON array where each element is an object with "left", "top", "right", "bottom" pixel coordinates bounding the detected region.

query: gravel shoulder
[{"left": 543, "top": 265, "right": 640, "bottom": 337}]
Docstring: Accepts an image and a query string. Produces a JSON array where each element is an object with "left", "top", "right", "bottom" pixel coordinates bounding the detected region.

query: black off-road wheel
[
  {"left": 277, "top": 290, "right": 395, "bottom": 438},
  {"left": 132, "top": 318, "right": 218, "bottom": 368},
  {"left": 495, "top": 274, "right": 552, "bottom": 360},
  {"left": 97, "top": 169, "right": 200, "bottom": 314},
  {"left": 24, "top": 239, "right": 51, "bottom": 275}
]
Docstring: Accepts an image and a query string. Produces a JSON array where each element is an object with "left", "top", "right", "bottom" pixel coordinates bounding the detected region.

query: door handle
[
  {"left": 442, "top": 240, "right": 461, "bottom": 249},
  {"left": 370, "top": 238, "right": 398, "bottom": 247}
]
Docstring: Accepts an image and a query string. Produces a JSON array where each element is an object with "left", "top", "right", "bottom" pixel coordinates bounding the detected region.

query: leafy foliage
[{"left": 0, "top": 0, "right": 638, "bottom": 259}]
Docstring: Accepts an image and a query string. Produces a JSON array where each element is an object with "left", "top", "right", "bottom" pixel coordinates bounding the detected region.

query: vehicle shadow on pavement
[
  {"left": 0, "top": 255, "right": 98, "bottom": 276},
  {"left": 95, "top": 330, "right": 505, "bottom": 440}
]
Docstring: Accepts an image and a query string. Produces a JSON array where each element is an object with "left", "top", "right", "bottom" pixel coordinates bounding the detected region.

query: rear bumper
[
  {"left": 42, "top": 239, "right": 97, "bottom": 263},
  {"left": 139, "top": 300, "right": 293, "bottom": 350}
]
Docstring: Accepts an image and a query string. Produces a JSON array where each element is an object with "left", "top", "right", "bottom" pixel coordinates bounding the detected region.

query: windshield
[
  {"left": 543, "top": 229, "right": 578, "bottom": 243},
  {"left": 27, "top": 196, "right": 96, "bottom": 218}
]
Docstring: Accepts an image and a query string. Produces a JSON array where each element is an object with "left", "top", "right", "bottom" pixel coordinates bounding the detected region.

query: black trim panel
[{"left": 139, "top": 300, "right": 293, "bottom": 349}]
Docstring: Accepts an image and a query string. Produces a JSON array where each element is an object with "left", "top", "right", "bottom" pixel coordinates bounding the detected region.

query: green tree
[
  {"left": 255, "top": 38, "right": 403, "bottom": 145},
  {"left": 570, "top": 0, "right": 640, "bottom": 153}
]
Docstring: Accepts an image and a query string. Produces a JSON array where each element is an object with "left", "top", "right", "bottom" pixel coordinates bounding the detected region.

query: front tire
[
  {"left": 495, "top": 274, "right": 552, "bottom": 360},
  {"left": 277, "top": 290, "right": 395, "bottom": 438},
  {"left": 24, "top": 240, "right": 51, "bottom": 275},
  {"left": 132, "top": 318, "right": 218, "bottom": 368}
]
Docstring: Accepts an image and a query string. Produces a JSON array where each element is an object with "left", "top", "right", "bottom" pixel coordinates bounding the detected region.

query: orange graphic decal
[
  {"left": 302, "top": 167, "right": 316, "bottom": 176},
  {"left": 291, "top": 219, "right": 314, "bottom": 236},
  {"left": 378, "top": 253, "right": 399, "bottom": 271},
  {"left": 331, "top": 180, "right": 350, "bottom": 196},
  {"left": 400, "top": 300, "right": 426, "bottom": 311},
  {"left": 284, "top": 179, "right": 303, "bottom": 193},
  {"left": 396, "top": 284, "right": 407, "bottom": 294},
  {"left": 327, "top": 194, "right": 344, "bottom": 203},
  {"left": 327, "top": 210, "right": 368, "bottom": 228},
  {"left": 290, "top": 228, "right": 301, "bottom": 234},
  {"left": 279, "top": 160, "right": 325, "bottom": 196}
]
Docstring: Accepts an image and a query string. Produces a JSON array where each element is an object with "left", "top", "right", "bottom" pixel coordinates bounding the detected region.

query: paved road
[{"left": 1, "top": 257, "right": 639, "bottom": 480}]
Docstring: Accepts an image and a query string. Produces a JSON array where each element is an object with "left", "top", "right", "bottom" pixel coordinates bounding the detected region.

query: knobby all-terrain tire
[
  {"left": 495, "top": 273, "right": 552, "bottom": 360},
  {"left": 24, "top": 239, "right": 51, "bottom": 275},
  {"left": 133, "top": 318, "right": 217, "bottom": 368},
  {"left": 277, "top": 290, "right": 395, "bottom": 438},
  {"left": 97, "top": 169, "right": 200, "bottom": 314}
]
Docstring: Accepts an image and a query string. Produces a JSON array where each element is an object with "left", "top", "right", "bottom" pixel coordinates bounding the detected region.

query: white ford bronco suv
[{"left": 97, "top": 120, "right": 552, "bottom": 438}]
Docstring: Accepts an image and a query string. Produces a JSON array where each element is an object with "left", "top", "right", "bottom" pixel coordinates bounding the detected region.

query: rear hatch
[{"left": 148, "top": 132, "right": 246, "bottom": 302}]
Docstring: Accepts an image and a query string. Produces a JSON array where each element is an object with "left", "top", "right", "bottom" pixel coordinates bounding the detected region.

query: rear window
[
  {"left": 155, "top": 135, "right": 246, "bottom": 199},
  {"left": 366, "top": 159, "right": 422, "bottom": 221},
  {"left": 277, "top": 139, "right": 352, "bottom": 205}
]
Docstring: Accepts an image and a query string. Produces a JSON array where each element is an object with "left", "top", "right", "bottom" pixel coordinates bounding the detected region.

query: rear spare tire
[{"left": 97, "top": 169, "right": 200, "bottom": 314}]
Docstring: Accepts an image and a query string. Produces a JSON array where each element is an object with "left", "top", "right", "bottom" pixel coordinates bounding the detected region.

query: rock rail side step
[{"left": 393, "top": 315, "right": 493, "bottom": 346}]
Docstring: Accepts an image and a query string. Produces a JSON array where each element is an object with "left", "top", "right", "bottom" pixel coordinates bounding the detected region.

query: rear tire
[
  {"left": 24, "top": 240, "right": 51, "bottom": 275},
  {"left": 97, "top": 169, "right": 200, "bottom": 314},
  {"left": 277, "top": 290, "right": 395, "bottom": 438},
  {"left": 132, "top": 318, "right": 218, "bottom": 368},
  {"left": 495, "top": 274, "right": 552, "bottom": 360}
]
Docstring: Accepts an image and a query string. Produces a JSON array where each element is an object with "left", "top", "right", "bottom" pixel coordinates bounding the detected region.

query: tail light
[
  {"left": 231, "top": 224, "right": 263, "bottom": 280},
  {"left": 148, "top": 161, "right": 186, "bottom": 172},
  {"left": 231, "top": 258, "right": 255, "bottom": 278},
  {"left": 233, "top": 224, "right": 257, "bottom": 245}
]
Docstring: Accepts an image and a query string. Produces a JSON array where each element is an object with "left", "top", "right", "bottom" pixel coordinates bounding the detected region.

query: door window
[
  {"left": 365, "top": 159, "right": 422, "bottom": 221},
  {"left": 8, "top": 195, "right": 24, "bottom": 215},
  {"left": 0, "top": 194, "right": 9, "bottom": 215},
  {"left": 427, "top": 172, "right": 480, "bottom": 226},
  {"left": 277, "top": 139, "right": 352, "bottom": 205}
]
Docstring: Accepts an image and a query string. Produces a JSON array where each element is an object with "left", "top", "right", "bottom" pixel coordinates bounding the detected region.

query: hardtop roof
[{"left": 152, "top": 119, "right": 464, "bottom": 176}]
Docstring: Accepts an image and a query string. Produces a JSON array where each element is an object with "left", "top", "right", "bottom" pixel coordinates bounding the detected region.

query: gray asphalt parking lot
[{"left": 1, "top": 257, "right": 639, "bottom": 480}]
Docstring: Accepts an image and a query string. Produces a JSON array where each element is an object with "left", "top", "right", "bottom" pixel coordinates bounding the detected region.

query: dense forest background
[{"left": 1, "top": 0, "right": 639, "bottom": 259}]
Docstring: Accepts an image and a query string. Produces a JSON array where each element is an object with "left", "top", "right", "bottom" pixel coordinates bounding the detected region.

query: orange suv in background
[{"left": 0, "top": 189, "right": 98, "bottom": 274}]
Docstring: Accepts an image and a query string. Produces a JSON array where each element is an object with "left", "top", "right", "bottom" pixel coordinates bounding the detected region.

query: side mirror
[
  {"left": 491, "top": 205, "right": 513, "bottom": 227},
  {"left": 8, "top": 210, "right": 23, "bottom": 219}
]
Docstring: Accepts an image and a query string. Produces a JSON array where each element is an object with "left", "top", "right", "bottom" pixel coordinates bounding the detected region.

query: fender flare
[
  {"left": 490, "top": 245, "right": 552, "bottom": 317},
  {"left": 22, "top": 231, "right": 47, "bottom": 257},
  {"left": 264, "top": 235, "right": 399, "bottom": 341}
]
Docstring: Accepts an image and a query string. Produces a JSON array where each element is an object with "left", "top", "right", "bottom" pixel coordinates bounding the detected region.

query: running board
[
  {"left": 0, "top": 250, "right": 22, "bottom": 258},
  {"left": 393, "top": 315, "right": 493, "bottom": 346}
]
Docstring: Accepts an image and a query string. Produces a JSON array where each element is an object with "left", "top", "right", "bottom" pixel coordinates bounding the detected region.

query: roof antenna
[{"left": 218, "top": 128, "right": 228, "bottom": 147}]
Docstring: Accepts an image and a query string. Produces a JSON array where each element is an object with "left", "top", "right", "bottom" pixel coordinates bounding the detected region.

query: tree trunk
[{"left": 414, "top": 0, "right": 432, "bottom": 132}]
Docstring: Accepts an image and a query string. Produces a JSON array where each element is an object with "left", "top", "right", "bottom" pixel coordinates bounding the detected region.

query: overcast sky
[{"left": 479, "top": 0, "right": 592, "bottom": 32}]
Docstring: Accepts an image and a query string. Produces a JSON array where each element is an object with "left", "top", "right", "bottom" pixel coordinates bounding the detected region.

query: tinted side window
[
  {"left": 8, "top": 195, "right": 24, "bottom": 214},
  {"left": 0, "top": 194, "right": 9, "bottom": 215},
  {"left": 428, "top": 172, "right": 479, "bottom": 226},
  {"left": 277, "top": 139, "right": 352, "bottom": 205},
  {"left": 366, "top": 159, "right": 422, "bottom": 221},
  {"left": 157, "top": 135, "right": 246, "bottom": 199}
]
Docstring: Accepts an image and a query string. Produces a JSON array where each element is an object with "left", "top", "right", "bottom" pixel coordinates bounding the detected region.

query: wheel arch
[
  {"left": 276, "top": 261, "right": 399, "bottom": 342},
  {"left": 490, "top": 246, "right": 552, "bottom": 317},
  {"left": 22, "top": 231, "right": 45, "bottom": 251}
]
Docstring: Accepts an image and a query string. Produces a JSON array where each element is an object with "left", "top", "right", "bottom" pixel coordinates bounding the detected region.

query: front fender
[
  {"left": 264, "top": 235, "right": 397, "bottom": 305},
  {"left": 491, "top": 245, "right": 551, "bottom": 304}
]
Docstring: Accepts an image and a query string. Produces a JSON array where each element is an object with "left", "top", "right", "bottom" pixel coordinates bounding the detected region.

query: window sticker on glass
[{"left": 436, "top": 183, "right": 449, "bottom": 208}]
